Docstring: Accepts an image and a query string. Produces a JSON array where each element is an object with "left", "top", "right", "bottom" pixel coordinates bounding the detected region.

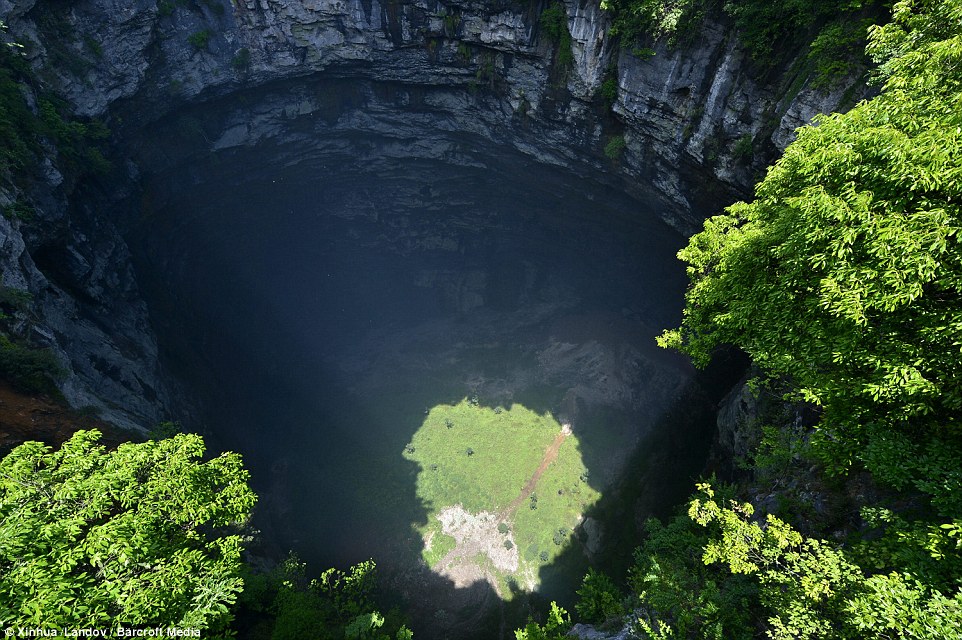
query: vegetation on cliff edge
[{"left": 524, "top": 0, "right": 962, "bottom": 636}]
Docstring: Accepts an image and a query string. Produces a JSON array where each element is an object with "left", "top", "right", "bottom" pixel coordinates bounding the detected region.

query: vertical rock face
[{"left": 0, "top": 0, "right": 863, "bottom": 427}]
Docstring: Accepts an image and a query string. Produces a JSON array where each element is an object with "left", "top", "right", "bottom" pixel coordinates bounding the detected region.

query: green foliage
[
  {"left": 37, "top": 96, "right": 112, "bottom": 177},
  {"left": 0, "top": 430, "right": 256, "bottom": 630},
  {"left": 626, "top": 5, "right": 962, "bottom": 638},
  {"left": 688, "top": 484, "right": 962, "bottom": 639},
  {"left": 540, "top": 4, "right": 574, "bottom": 69},
  {"left": 0, "top": 286, "right": 33, "bottom": 313},
  {"left": 659, "top": 0, "right": 962, "bottom": 511},
  {"left": 0, "top": 38, "right": 41, "bottom": 180},
  {"left": 2, "top": 201, "right": 35, "bottom": 220},
  {"left": 188, "top": 29, "right": 212, "bottom": 50},
  {"left": 808, "top": 18, "right": 872, "bottom": 89},
  {"left": 575, "top": 569, "right": 624, "bottom": 624},
  {"left": 441, "top": 12, "right": 461, "bottom": 38},
  {"left": 83, "top": 36, "right": 104, "bottom": 59},
  {"left": 514, "top": 602, "right": 571, "bottom": 640},
  {"left": 0, "top": 334, "right": 63, "bottom": 393},
  {"left": 604, "top": 134, "right": 627, "bottom": 159},
  {"left": 600, "top": 0, "right": 873, "bottom": 65},
  {"left": 472, "top": 52, "right": 501, "bottom": 92},
  {"left": 724, "top": 0, "right": 865, "bottom": 64},
  {"left": 748, "top": 421, "right": 812, "bottom": 484},
  {"left": 148, "top": 419, "right": 184, "bottom": 440},
  {"left": 236, "top": 555, "right": 411, "bottom": 640},
  {"left": 732, "top": 133, "right": 753, "bottom": 162},
  {"left": 598, "top": 73, "right": 619, "bottom": 108},
  {"left": 630, "top": 492, "right": 757, "bottom": 639},
  {"left": 552, "top": 527, "right": 569, "bottom": 545},
  {"left": 600, "top": 0, "right": 714, "bottom": 48},
  {"left": 632, "top": 46, "right": 657, "bottom": 59},
  {"left": 231, "top": 47, "right": 251, "bottom": 71}
]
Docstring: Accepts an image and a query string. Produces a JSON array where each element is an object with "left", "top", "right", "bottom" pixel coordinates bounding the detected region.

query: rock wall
[
  {"left": 5, "top": 0, "right": 862, "bottom": 221},
  {"left": 0, "top": 0, "right": 864, "bottom": 427}
]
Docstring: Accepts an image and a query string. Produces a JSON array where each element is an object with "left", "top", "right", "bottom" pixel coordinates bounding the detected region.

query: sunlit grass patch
[
  {"left": 422, "top": 530, "right": 457, "bottom": 566},
  {"left": 404, "top": 399, "right": 600, "bottom": 580},
  {"left": 407, "top": 401, "right": 556, "bottom": 512}
]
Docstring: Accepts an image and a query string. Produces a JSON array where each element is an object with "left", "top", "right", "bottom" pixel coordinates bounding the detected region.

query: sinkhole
[{"left": 107, "top": 77, "right": 739, "bottom": 638}]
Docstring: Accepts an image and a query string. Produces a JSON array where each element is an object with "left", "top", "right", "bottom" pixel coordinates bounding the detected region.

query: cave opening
[{"left": 108, "top": 78, "right": 731, "bottom": 638}]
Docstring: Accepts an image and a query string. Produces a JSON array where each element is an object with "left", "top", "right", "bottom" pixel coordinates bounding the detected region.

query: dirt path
[{"left": 499, "top": 423, "right": 571, "bottom": 519}]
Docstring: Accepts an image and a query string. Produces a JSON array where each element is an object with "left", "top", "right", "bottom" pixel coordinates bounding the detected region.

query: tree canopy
[
  {"left": 0, "top": 430, "right": 256, "bottom": 631},
  {"left": 627, "top": 0, "right": 962, "bottom": 636},
  {"left": 659, "top": 0, "right": 962, "bottom": 510}
]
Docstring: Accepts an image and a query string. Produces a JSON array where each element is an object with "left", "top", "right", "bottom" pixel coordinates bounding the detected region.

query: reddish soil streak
[
  {"left": 0, "top": 381, "right": 133, "bottom": 456},
  {"left": 499, "top": 426, "right": 570, "bottom": 519}
]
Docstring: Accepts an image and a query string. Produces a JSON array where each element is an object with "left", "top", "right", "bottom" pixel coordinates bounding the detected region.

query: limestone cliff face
[
  {"left": 0, "top": 0, "right": 862, "bottom": 426},
  {"left": 6, "top": 0, "right": 860, "bottom": 219}
]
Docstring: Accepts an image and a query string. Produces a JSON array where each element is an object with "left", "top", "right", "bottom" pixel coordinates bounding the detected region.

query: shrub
[
  {"left": 0, "top": 287, "right": 32, "bottom": 313},
  {"left": 807, "top": 19, "right": 871, "bottom": 89},
  {"left": 575, "top": 569, "right": 624, "bottom": 624},
  {"left": 148, "top": 420, "right": 183, "bottom": 440},
  {"left": 598, "top": 75, "right": 619, "bottom": 108},
  {"left": 552, "top": 528, "right": 569, "bottom": 546},
  {"left": 632, "top": 46, "right": 657, "bottom": 59},
  {"left": 540, "top": 4, "right": 574, "bottom": 68},
  {"left": 231, "top": 47, "right": 251, "bottom": 70},
  {"left": 732, "top": 133, "right": 753, "bottom": 162},
  {"left": 2, "top": 201, "right": 34, "bottom": 221},
  {"left": 604, "top": 135, "right": 626, "bottom": 160},
  {"left": 83, "top": 37, "right": 103, "bottom": 59},
  {"left": 0, "top": 43, "right": 41, "bottom": 180},
  {"left": 442, "top": 13, "right": 461, "bottom": 38},
  {"left": 514, "top": 602, "right": 571, "bottom": 640},
  {"left": 188, "top": 30, "right": 211, "bottom": 50},
  {"left": 600, "top": 0, "right": 712, "bottom": 48},
  {"left": 0, "top": 335, "right": 63, "bottom": 393},
  {"left": 659, "top": 0, "right": 962, "bottom": 506},
  {"left": 629, "top": 497, "right": 758, "bottom": 638},
  {"left": 38, "top": 97, "right": 112, "bottom": 176}
]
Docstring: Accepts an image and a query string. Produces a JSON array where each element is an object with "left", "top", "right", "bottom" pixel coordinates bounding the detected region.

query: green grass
[
  {"left": 404, "top": 400, "right": 600, "bottom": 578},
  {"left": 408, "top": 401, "right": 557, "bottom": 512},
  {"left": 422, "top": 530, "right": 457, "bottom": 566},
  {"left": 513, "top": 436, "right": 596, "bottom": 564}
]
